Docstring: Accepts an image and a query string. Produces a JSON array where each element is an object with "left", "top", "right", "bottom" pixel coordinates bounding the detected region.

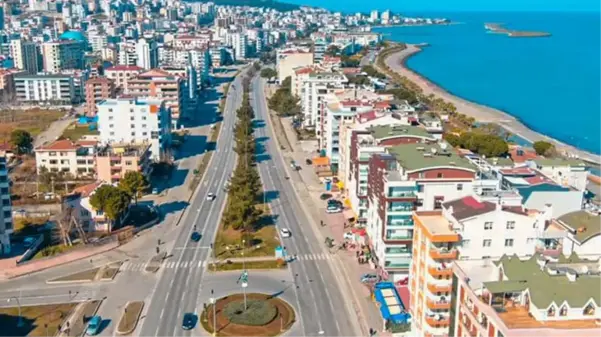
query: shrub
[{"left": 223, "top": 300, "right": 278, "bottom": 326}]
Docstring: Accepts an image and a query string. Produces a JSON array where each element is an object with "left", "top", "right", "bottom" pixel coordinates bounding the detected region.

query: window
[
  {"left": 482, "top": 239, "right": 492, "bottom": 247},
  {"left": 49, "top": 152, "right": 56, "bottom": 156},
  {"left": 437, "top": 173, "right": 443, "bottom": 178},
  {"left": 125, "top": 161, "right": 132, "bottom": 165},
  {"left": 130, "top": 116, "right": 135, "bottom": 121},
  {"left": 109, "top": 116, "right": 113, "bottom": 120},
  {"left": 504, "top": 239, "right": 514, "bottom": 247},
  {"left": 109, "top": 124, "right": 114, "bottom": 128},
  {"left": 526, "top": 238, "right": 535, "bottom": 244},
  {"left": 142, "top": 132, "right": 147, "bottom": 136},
  {"left": 130, "top": 124, "right": 135, "bottom": 128},
  {"left": 484, "top": 222, "right": 493, "bottom": 230},
  {"left": 110, "top": 132, "right": 115, "bottom": 136},
  {"left": 457, "top": 183, "right": 463, "bottom": 191},
  {"left": 142, "top": 116, "right": 147, "bottom": 120},
  {"left": 142, "top": 124, "right": 147, "bottom": 128},
  {"left": 547, "top": 306, "right": 556, "bottom": 317},
  {"left": 583, "top": 303, "right": 595, "bottom": 316},
  {"left": 462, "top": 239, "right": 470, "bottom": 248},
  {"left": 559, "top": 305, "right": 568, "bottom": 316},
  {"left": 131, "top": 132, "right": 135, "bottom": 136},
  {"left": 506, "top": 221, "right": 515, "bottom": 229}
]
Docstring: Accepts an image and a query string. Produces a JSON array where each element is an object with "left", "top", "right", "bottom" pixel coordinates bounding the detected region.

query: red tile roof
[
  {"left": 76, "top": 140, "right": 98, "bottom": 147},
  {"left": 106, "top": 65, "right": 144, "bottom": 72},
  {"left": 374, "top": 101, "right": 391, "bottom": 109},
  {"left": 71, "top": 181, "right": 103, "bottom": 198},
  {"left": 37, "top": 139, "right": 78, "bottom": 151},
  {"left": 294, "top": 67, "right": 314, "bottom": 75},
  {"left": 138, "top": 69, "right": 174, "bottom": 78},
  {"left": 356, "top": 110, "right": 377, "bottom": 123},
  {"left": 444, "top": 196, "right": 529, "bottom": 220}
]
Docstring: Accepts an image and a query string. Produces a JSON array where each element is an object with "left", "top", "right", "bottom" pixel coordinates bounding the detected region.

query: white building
[
  {"left": 0, "top": 152, "right": 12, "bottom": 254},
  {"left": 14, "top": 74, "right": 76, "bottom": 104},
  {"left": 231, "top": 32, "right": 248, "bottom": 61},
  {"left": 135, "top": 38, "right": 159, "bottom": 70},
  {"left": 34, "top": 139, "right": 96, "bottom": 176},
  {"left": 301, "top": 72, "right": 347, "bottom": 128},
  {"left": 117, "top": 42, "right": 138, "bottom": 66},
  {"left": 96, "top": 97, "right": 172, "bottom": 161},
  {"left": 63, "top": 181, "right": 128, "bottom": 232},
  {"left": 539, "top": 209, "right": 601, "bottom": 259}
]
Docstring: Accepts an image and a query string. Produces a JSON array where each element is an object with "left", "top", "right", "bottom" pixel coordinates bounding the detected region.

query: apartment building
[
  {"left": 96, "top": 97, "right": 172, "bottom": 161},
  {"left": 276, "top": 48, "right": 314, "bottom": 83},
  {"left": 411, "top": 211, "right": 460, "bottom": 337},
  {"left": 95, "top": 143, "right": 152, "bottom": 183},
  {"left": 452, "top": 255, "right": 600, "bottom": 337},
  {"left": 530, "top": 157, "right": 588, "bottom": 191},
  {"left": 9, "top": 39, "right": 40, "bottom": 74},
  {"left": 361, "top": 142, "right": 478, "bottom": 279},
  {"left": 34, "top": 139, "right": 96, "bottom": 177},
  {"left": 0, "top": 151, "right": 12, "bottom": 254},
  {"left": 126, "top": 69, "right": 185, "bottom": 129},
  {"left": 14, "top": 74, "right": 76, "bottom": 105},
  {"left": 105, "top": 65, "right": 143, "bottom": 90},
  {"left": 135, "top": 38, "right": 159, "bottom": 70},
  {"left": 84, "top": 77, "right": 116, "bottom": 115},
  {"left": 301, "top": 72, "right": 347, "bottom": 128},
  {"left": 41, "top": 40, "right": 84, "bottom": 73},
  {"left": 538, "top": 209, "right": 600, "bottom": 259}
]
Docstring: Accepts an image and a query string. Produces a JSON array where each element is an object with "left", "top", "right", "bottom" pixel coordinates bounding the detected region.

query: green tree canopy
[
  {"left": 260, "top": 68, "right": 277, "bottom": 80},
  {"left": 10, "top": 129, "right": 33, "bottom": 155},
  {"left": 361, "top": 65, "right": 386, "bottom": 79},
  {"left": 452, "top": 132, "right": 509, "bottom": 157},
  {"left": 90, "top": 185, "right": 131, "bottom": 226},
  {"left": 118, "top": 171, "right": 149, "bottom": 204},
  {"left": 533, "top": 141, "right": 555, "bottom": 156}
]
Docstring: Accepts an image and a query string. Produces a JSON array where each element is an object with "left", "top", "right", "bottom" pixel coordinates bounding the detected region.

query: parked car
[
  {"left": 86, "top": 315, "right": 102, "bottom": 335},
  {"left": 152, "top": 188, "right": 159, "bottom": 195},
  {"left": 343, "top": 232, "right": 354, "bottom": 241},
  {"left": 327, "top": 199, "right": 342, "bottom": 207},
  {"left": 326, "top": 207, "right": 342, "bottom": 214},
  {"left": 360, "top": 274, "right": 378, "bottom": 283},
  {"left": 305, "top": 158, "right": 312, "bottom": 165},
  {"left": 320, "top": 193, "right": 332, "bottom": 200}
]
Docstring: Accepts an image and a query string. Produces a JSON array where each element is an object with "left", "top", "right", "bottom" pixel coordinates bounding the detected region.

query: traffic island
[
  {"left": 209, "top": 259, "right": 287, "bottom": 272},
  {"left": 47, "top": 261, "right": 124, "bottom": 284},
  {"left": 200, "top": 293, "right": 295, "bottom": 336},
  {"left": 145, "top": 252, "right": 167, "bottom": 273},
  {"left": 116, "top": 301, "right": 144, "bottom": 335}
]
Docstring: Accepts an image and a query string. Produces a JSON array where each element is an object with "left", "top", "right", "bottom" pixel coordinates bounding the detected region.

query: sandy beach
[{"left": 383, "top": 44, "right": 600, "bottom": 165}]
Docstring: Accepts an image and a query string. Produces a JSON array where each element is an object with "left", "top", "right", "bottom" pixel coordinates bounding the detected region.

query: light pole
[
  {"left": 210, "top": 290, "right": 216, "bottom": 337},
  {"left": 7, "top": 297, "right": 23, "bottom": 327},
  {"left": 279, "top": 313, "right": 283, "bottom": 332}
]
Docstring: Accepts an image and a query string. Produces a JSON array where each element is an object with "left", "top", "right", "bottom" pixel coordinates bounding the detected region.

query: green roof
[
  {"left": 484, "top": 157, "right": 514, "bottom": 167},
  {"left": 557, "top": 210, "right": 601, "bottom": 244},
  {"left": 492, "top": 254, "right": 601, "bottom": 309},
  {"left": 387, "top": 142, "right": 475, "bottom": 172},
  {"left": 533, "top": 157, "right": 585, "bottom": 167},
  {"left": 368, "top": 125, "right": 435, "bottom": 141}
]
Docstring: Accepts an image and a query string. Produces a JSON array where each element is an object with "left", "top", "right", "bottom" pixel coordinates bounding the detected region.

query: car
[
  {"left": 328, "top": 200, "right": 342, "bottom": 207},
  {"left": 86, "top": 315, "right": 102, "bottom": 335},
  {"left": 182, "top": 313, "right": 197, "bottom": 330},
  {"left": 306, "top": 158, "right": 313, "bottom": 165},
  {"left": 320, "top": 193, "right": 332, "bottom": 200},
  {"left": 360, "top": 274, "right": 378, "bottom": 283},
  {"left": 280, "top": 228, "right": 292, "bottom": 238},
  {"left": 152, "top": 188, "right": 159, "bottom": 195},
  {"left": 191, "top": 232, "right": 201, "bottom": 242},
  {"left": 206, "top": 193, "right": 216, "bottom": 201},
  {"left": 23, "top": 237, "right": 36, "bottom": 248},
  {"left": 343, "top": 232, "right": 355, "bottom": 240},
  {"left": 326, "top": 207, "right": 342, "bottom": 214}
]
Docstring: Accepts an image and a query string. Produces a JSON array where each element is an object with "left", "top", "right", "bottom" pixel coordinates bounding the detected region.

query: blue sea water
[
  {"left": 373, "top": 11, "right": 601, "bottom": 155},
  {"left": 282, "top": 3, "right": 601, "bottom": 155}
]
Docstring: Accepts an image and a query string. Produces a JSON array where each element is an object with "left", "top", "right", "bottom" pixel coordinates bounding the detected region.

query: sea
[{"left": 282, "top": 5, "right": 601, "bottom": 157}]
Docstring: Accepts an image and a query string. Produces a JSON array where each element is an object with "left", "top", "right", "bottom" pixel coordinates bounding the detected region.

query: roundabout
[{"left": 201, "top": 293, "right": 296, "bottom": 336}]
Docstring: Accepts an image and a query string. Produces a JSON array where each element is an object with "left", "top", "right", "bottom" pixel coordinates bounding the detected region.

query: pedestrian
[
  {"left": 156, "top": 246, "right": 160, "bottom": 255},
  {"left": 157, "top": 239, "right": 161, "bottom": 245}
]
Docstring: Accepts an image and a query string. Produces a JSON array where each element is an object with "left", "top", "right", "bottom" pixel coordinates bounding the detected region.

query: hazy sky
[{"left": 284, "top": 0, "right": 601, "bottom": 12}]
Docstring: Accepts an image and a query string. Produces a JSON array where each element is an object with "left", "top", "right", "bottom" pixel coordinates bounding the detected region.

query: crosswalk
[{"left": 119, "top": 253, "right": 335, "bottom": 272}]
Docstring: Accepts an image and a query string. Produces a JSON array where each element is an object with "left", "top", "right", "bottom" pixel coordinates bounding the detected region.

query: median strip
[{"left": 116, "top": 301, "right": 144, "bottom": 335}]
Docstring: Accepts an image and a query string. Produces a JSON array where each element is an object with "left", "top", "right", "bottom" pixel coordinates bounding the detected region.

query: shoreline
[{"left": 384, "top": 44, "right": 600, "bottom": 166}]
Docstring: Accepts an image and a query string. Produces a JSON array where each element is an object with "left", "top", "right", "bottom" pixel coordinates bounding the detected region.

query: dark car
[
  {"left": 182, "top": 313, "right": 197, "bottom": 330},
  {"left": 190, "top": 232, "right": 201, "bottom": 242},
  {"left": 328, "top": 199, "right": 342, "bottom": 207},
  {"left": 305, "top": 158, "right": 312, "bottom": 165},
  {"left": 320, "top": 193, "right": 332, "bottom": 200}
]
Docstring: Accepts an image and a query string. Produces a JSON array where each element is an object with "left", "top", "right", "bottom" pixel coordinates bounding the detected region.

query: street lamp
[
  {"left": 210, "top": 290, "right": 216, "bottom": 337},
  {"left": 8, "top": 297, "right": 23, "bottom": 327}
]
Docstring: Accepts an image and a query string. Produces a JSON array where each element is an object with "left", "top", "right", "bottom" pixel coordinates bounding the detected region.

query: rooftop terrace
[
  {"left": 367, "top": 125, "right": 435, "bottom": 141},
  {"left": 387, "top": 142, "right": 475, "bottom": 172}
]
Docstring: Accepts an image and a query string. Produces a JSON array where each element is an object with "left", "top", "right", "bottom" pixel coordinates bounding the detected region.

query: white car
[
  {"left": 343, "top": 232, "right": 355, "bottom": 240},
  {"left": 280, "top": 228, "right": 291, "bottom": 238},
  {"left": 326, "top": 207, "right": 342, "bottom": 214},
  {"left": 206, "top": 193, "right": 216, "bottom": 201}
]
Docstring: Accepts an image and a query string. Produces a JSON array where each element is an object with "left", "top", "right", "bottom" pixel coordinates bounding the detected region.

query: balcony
[
  {"left": 426, "top": 298, "right": 451, "bottom": 310},
  {"left": 387, "top": 191, "right": 416, "bottom": 198},
  {"left": 428, "top": 266, "right": 453, "bottom": 278},
  {"left": 387, "top": 220, "right": 413, "bottom": 228},
  {"left": 427, "top": 282, "right": 452, "bottom": 294},
  {"left": 429, "top": 247, "right": 458, "bottom": 260},
  {"left": 425, "top": 316, "right": 450, "bottom": 328}
]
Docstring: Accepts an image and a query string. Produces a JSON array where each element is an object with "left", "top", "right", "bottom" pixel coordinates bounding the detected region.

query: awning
[{"left": 351, "top": 227, "right": 366, "bottom": 236}]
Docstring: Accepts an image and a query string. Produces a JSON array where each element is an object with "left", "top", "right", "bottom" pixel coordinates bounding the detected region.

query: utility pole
[{"left": 210, "top": 289, "right": 216, "bottom": 337}]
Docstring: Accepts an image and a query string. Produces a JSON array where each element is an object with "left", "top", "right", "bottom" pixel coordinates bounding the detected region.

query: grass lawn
[
  {"left": 0, "top": 302, "right": 76, "bottom": 336},
  {"left": 0, "top": 109, "right": 64, "bottom": 143},
  {"left": 61, "top": 123, "right": 99, "bottom": 141},
  {"left": 32, "top": 242, "right": 82, "bottom": 260},
  {"left": 117, "top": 301, "right": 144, "bottom": 335},
  {"left": 213, "top": 203, "right": 280, "bottom": 259},
  {"left": 209, "top": 260, "right": 286, "bottom": 272},
  {"left": 12, "top": 217, "right": 49, "bottom": 236}
]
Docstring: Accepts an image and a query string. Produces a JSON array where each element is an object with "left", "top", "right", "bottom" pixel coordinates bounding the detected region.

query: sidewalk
[{"left": 276, "top": 116, "right": 386, "bottom": 335}]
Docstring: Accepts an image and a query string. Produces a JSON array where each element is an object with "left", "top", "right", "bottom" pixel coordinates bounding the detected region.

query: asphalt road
[
  {"left": 250, "top": 76, "right": 361, "bottom": 336},
  {"left": 138, "top": 72, "right": 243, "bottom": 337}
]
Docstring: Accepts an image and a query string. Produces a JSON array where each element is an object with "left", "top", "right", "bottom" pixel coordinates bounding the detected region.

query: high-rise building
[
  {"left": 231, "top": 32, "right": 248, "bottom": 61},
  {"left": 42, "top": 40, "right": 84, "bottom": 73},
  {"left": 0, "top": 151, "right": 12, "bottom": 254},
  {"left": 85, "top": 77, "right": 116, "bottom": 116},
  {"left": 370, "top": 10, "right": 379, "bottom": 22},
  {"left": 96, "top": 97, "right": 172, "bottom": 161},
  {"left": 135, "top": 38, "right": 159, "bottom": 70},
  {"left": 10, "top": 39, "right": 41, "bottom": 74}
]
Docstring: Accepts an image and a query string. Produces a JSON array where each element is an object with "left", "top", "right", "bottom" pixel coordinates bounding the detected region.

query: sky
[{"left": 282, "top": 0, "right": 601, "bottom": 13}]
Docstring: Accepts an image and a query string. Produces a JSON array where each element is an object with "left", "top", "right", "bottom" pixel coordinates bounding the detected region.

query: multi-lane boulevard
[{"left": 138, "top": 71, "right": 243, "bottom": 336}]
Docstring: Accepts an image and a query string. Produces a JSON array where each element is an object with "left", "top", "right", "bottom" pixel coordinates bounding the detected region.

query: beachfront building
[
  {"left": 301, "top": 72, "right": 347, "bottom": 128},
  {"left": 536, "top": 209, "right": 600, "bottom": 260},
  {"left": 276, "top": 47, "right": 313, "bottom": 84},
  {"left": 363, "top": 141, "right": 477, "bottom": 280},
  {"left": 529, "top": 158, "right": 588, "bottom": 191},
  {"left": 452, "top": 254, "right": 601, "bottom": 337},
  {"left": 96, "top": 97, "right": 172, "bottom": 161}
]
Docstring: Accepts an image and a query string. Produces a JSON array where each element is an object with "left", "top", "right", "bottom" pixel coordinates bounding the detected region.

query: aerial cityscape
[{"left": 0, "top": 0, "right": 599, "bottom": 337}]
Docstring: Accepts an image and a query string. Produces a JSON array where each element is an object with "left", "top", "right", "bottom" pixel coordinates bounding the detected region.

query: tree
[
  {"left": 10, "top": 129, "right": 33, "bottom": 155},
  {"left": 444, "top": 133, "right": 461, "bottom": 147},
  {"left": 325, "top": 45, "right": 341, "bottom": 56},
  {"left": 260, "top": 68, "right": 277, "bottom": 81},
  {"left": 533, "top": 141, "right": 555, "bottom": 156},
  {"left": 118, "top": 171, "right": 149, "bottom": 205},
  {"left": 90, "top": 185, "right": 131, "bottom": 230}
]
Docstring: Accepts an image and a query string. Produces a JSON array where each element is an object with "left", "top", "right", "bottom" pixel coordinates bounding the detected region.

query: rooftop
[
  {"left": 36, "top": 139, "right": 78, "bottom": 151},
  {"left": 71, "top": 181, "right": 103, "bottom": 198},
  {"left": 367, "top": 125, "right": 434, "bottom": 141},
  {"left": 98, "top": 97, "right": 163, "bottom": 107},
  {"left": 106, "top": 65, "right": 144, "bottom": 72},
  {"left": 443, "top": 196, "right": 528, "bottom": 221},
  {"left": 533, "top": 157, "right": 586, "bottom": 167},
  {"left": 387, "top": 142, "right": 475, "bottom": 172},
  {"left": 413, "top": 211, "right": 459, "bottom": 243},
  {"left": 555, "top": 210, "right": 601, "bottom": 244}
]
